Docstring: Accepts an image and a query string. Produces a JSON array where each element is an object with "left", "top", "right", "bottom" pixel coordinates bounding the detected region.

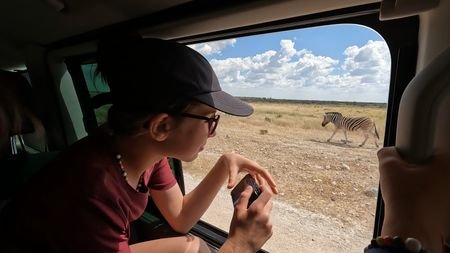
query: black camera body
[{"left": 231, "top": 174, "right": 261, "bottom": 208}]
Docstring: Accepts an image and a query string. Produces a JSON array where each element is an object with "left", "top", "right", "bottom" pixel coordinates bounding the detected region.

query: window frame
[{"left": 64, "top": 3, "right": 419, "bottom": 250}]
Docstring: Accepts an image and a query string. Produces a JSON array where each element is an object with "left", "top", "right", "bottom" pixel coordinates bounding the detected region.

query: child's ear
[{"left": 147, "top": 113, "right": 172, "bottom": 141}]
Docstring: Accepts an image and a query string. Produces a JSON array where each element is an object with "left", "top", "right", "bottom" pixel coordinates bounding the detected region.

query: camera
[{"left": 231, "top": 174, "right": 261, "bottom": 208}]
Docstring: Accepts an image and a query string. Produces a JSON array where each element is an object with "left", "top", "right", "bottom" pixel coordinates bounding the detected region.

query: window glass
[
  {"left": 60, "top": 71, "right": 87, "bottom": 140},
  {"left": 81, "top": 63, "right": 111, "bottom": 125},
  {"left": 184, "top": 24, "right": 389, "bottom": 253}
]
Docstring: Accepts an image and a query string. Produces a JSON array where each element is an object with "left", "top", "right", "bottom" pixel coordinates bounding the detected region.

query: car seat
[{"left": 0, "top": 70, "right": 58, "bottom": 212}]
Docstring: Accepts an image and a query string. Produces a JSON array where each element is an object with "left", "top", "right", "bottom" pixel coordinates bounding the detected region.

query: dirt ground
[{"left": 182, "top": 102, "right": 383, "bottom": 252}]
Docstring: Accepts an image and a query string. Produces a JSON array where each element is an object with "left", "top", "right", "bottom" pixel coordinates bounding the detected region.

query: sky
[{"left": 189, "top": 24, "right": 391, "bottom": 103}]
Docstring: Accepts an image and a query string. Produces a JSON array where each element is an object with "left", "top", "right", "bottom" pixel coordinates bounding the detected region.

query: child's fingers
[
  {"left": 249, "top": 184, "right": 272, "bottom": 210},
  {"left": 235, "top": 186, "right": 252, "bottom": 210},
  {"left": 256, "top": 174, "right": 264, "bottom": 186},
  {"left": 244, "top": 159, "right": 278, "bottom": 194}
]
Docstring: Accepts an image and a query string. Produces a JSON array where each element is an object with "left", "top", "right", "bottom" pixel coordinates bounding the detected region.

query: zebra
[{"left": 321, "top": 112, "right": 379, "bottom": 147}]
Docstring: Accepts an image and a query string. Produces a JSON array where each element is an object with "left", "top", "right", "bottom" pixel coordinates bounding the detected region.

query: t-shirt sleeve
[{"left": 147, "top": 157, "right": 177, "bottom": 190}]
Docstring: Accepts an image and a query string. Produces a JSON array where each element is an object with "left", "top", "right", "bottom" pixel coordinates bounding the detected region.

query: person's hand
[
  {"left": 218, "top": 153, "right": 278, "bottom": 194},
  {"left": 221, "top": 184, "right": 273, "bottom": 253},
  {"left": 378, "top": 147, "right": 450, "bottom": 252}
]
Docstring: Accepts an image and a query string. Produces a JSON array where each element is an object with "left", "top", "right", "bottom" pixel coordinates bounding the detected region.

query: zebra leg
[
  {"left": 343, "top": 130, "right": 348, "bottom": 144},
  {"left": 328, "top": 128, "right": 338, "bottom": 142},
  {"left": 360, "top": 133, "right": 369, "bottom": 147}
]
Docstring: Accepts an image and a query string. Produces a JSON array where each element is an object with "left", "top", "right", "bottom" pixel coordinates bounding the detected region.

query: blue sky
[{"left": 189, "top": 24, "right": 391, "bottom": 103}]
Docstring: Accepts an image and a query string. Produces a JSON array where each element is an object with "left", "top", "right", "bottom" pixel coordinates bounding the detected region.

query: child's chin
[{"left": 181, "top": 153, "right": 199, "bottom": 163}]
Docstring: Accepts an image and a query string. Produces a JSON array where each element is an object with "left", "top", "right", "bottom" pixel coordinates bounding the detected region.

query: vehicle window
[
  {"left": 81, "top": 63, "right": 111, "bottom": 125},
  {"left": 184, "top": 24, "right": 389, "bottom": 253}
]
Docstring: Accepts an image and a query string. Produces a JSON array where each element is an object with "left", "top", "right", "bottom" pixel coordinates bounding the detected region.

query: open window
[
  {"left": 64, "top": 5, "right": 418, "bottom": 252},
  {"left": 183, "top": 23, "right": 390, "bottom": 252}
]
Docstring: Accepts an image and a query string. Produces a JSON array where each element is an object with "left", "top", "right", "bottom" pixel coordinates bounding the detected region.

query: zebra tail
[{"left": 374, "top": 123, "right": 380, "bottom": 139}]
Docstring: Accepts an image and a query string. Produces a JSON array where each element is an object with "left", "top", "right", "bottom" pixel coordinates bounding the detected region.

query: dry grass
[
  {"left": 230, "top": 100, "right": 385, "bottom": 133},
  {"left": 183, "top": 100, "right": 386, "bottom": 235}
]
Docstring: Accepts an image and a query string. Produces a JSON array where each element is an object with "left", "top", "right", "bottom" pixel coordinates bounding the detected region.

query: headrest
[{"left": 0, "top": 70, "right": 36, "bottom": 135}]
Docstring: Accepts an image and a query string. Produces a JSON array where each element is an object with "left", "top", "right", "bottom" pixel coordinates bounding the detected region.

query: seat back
[
  {"left": 0, "top": 70, "right": 55, "bottom": 212},
  {"left": 0, "top": 70, "right": 47, "bottom": 155}
]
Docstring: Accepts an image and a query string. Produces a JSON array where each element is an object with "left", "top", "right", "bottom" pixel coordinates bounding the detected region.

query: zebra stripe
[{"left": 321, "top": 112, "right": 379, "bottom": 147}]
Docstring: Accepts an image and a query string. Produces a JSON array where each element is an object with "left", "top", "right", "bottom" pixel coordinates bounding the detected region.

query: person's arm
[
  {"left": 218, "top": 184, "right": 273, "bottom": 253},
  {"left": 372, "top": 147, "right": 450, "bottom": 253},
  {"left": 150, "top": 153, "right": 277, "bottom": 233}
]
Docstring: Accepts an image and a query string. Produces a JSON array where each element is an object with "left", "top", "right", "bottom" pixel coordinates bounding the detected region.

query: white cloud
[
  {"left": 188, "top": 39, "right": 236, "bottom": 56},
  {"left": 196, "top": 39, "right": 391, "bottom": 102},
  {"left": 341, "top": 40, "right": 391, "bottom": 88}
]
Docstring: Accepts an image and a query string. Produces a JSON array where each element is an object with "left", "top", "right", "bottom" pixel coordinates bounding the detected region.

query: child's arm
[
  {"left": 150, "top": 153, "right": 277, "bottom": 233},
  {"left": 219, "top": 184, "right": 273, "bottom": 253}
]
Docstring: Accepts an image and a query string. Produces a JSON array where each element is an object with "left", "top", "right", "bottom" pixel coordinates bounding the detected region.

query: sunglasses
[{"left": 179, "top": 112, "right": 220, "bottom": 136}]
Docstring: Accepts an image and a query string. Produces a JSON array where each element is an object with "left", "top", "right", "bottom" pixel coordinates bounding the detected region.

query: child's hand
[
  {"left": 226, "top": 184, "right": 273, "bottom": 253},
  {"left": 219, "top": 153, "right": 278, "bottom": 194}
]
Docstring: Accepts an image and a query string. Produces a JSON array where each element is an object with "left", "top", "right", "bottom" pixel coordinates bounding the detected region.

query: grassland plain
[{"left": 182, "top": 99, "right": 387, "bottom": 252}]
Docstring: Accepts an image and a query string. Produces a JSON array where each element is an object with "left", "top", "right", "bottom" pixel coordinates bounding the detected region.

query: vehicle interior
[{"left": 0, "top": 0, "right": 449, "bottom": 252}]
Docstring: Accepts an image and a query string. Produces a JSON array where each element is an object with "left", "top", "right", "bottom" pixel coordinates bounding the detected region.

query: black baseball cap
[{"left": 99, "top": 36, "right": 253, "bottom": 117}]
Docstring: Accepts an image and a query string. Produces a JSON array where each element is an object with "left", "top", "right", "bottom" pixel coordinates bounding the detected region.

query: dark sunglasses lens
[{"left": 209, "top": 116, "right": 219, "bottom": 135}]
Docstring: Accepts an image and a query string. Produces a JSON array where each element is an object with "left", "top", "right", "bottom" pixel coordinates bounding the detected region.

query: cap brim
[{"left": 193, "top": 91, "right": 253, "bottom": 117}]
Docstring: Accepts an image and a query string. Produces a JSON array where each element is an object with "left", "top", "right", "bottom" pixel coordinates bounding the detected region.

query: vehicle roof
[{"left": 0, "top": 0, "right": 378, "bottom": 69}]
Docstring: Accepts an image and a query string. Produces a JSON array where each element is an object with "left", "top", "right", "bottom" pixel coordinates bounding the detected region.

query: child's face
[{"left": 166, "top": 103, "right": 218, "bottom": 162}]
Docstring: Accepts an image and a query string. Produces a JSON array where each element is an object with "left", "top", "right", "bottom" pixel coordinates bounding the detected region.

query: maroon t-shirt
[{"left": 0, "top": 132, "right": 177, "bottom": 252}]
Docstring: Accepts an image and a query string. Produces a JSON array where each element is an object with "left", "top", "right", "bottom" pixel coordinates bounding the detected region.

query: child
[{"left": 0, "top": 35, "right": 278, "bottom": 253}]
